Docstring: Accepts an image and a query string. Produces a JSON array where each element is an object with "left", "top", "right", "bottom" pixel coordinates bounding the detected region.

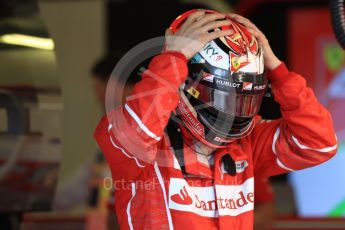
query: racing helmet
[{"left": 170, "top": 9, "right": 266, "bottom": 148}]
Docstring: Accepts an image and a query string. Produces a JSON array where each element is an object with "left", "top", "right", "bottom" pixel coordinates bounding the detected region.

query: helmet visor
[
  {"left": 186, "top": 94, "right": 254, "bottom": 139},
  {"left": 210, "top": 87, "right": 264, "bottom": 117},
  {"left": 186, "top": 62, "right": 267, "bottom": 117},
  {"left": 185, "top": 78, "right": 266, "bottom": 117}
]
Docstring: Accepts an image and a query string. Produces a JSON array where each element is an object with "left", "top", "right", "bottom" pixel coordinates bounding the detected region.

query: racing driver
[{"left": 94, "top": 9, "right": 338, "bottom": 230}]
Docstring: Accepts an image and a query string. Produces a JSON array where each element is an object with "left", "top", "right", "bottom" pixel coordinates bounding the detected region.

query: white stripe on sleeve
[
  {"left": 272, "top": 127, "right": 294, "bottom": 171},
  {"left": 125, "top": 103, "right": 161, "bottom": 141},
  {"left": 108, "top": 124, "right": 146, "bottom": 168},
  {"left": 291, "top": 135, "right": 338, "bottom": 153}
]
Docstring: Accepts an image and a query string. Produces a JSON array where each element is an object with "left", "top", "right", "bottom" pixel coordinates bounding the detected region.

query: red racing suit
[
  {"left": 94, "top": 52, "right": 337, "bottom": 230},
  {"left": 254, "top": 177, "right": 274, "bottom": 206}
]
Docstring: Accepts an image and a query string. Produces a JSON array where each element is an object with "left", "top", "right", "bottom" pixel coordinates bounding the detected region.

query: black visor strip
[
  {"left": 186, "top": 78, "right": 266, "bottom": 95},
  {"left": 189, "top": 63, "right": 267, "bottom": 84}
]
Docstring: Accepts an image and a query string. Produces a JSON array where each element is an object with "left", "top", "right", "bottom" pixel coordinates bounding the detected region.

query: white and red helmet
[{"left": 170, "top": 9, "right": 266, "bottom": 148}]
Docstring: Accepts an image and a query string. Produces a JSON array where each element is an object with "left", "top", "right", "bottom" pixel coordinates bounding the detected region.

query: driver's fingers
[
  {"left": 206, "top": 29, "right": 234, "bottom": 43},
  {"left": 246, "top": 28, "right": 260, "bottom": 38},
  {"left": 199, "top": 20, "right": 231, "bottom": 33},
  {"left": 227, "top": 13, "right": 259, "bottom": 31},
  {"left": 178, "top": 11, "right": 205, "bottom": 34},
  {"left": 191, "top": 13, "right": 226, "bottom": 29},
  {"left": 227, "top": 13, "right": 249, "bottom": 22},
  {"left": 181, "top": 11, "right": 206, "bottom": 28},
  {"left": 246, "top": 27, "right": 266, "bottom": 43}
]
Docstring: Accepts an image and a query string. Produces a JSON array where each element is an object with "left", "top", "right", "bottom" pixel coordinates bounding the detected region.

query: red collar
[{"left": 178, "top": 125, "right": 248, "bottom": 179}]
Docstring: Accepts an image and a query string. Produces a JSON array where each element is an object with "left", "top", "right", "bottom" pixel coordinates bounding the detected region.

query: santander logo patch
[
  {"left": 170, "top": 186, "right": 193, "bottom": 205},
  {"left": 168, "top": 178, "right": 254, "bottom": 217}
]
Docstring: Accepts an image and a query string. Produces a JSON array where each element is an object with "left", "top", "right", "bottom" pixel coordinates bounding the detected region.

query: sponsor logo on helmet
[
  {"left": 169, "top": 177, "right": 254, "bottom": 217},
  {"left": 178, "top": 100, "right": 204, "bottom": 136},
  {"left": 253, "top": 84, "right": 266, "bottom": 91},
  {"left": 216, "top": 55, "right": 223, "bottom": 62},
  {"left": 215, "top": 78, "right": 241, "bottom": 89},
  {"left": 204, "top": 44, "right": 219, "bottom": 56},
  {"left": 231, "top": 56, "right": 241, "bottom": 70},
  {"left": 187, "top": 87, "right": 200, "bottom": 99},
  {"left": 242, "top": 82, "right": 253, "bottom": 90},
  {"left": 203, "top": 44, "right": 226, "bottom": 62},
  {"left": 230, "top": 53, "right": 250, "bottom": 72},
  {"left": 199, "top": 41, "right": 230, "bottom": 70},
  {"left": 202, "top": 71, "right": 214, "bottom": 82}
]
